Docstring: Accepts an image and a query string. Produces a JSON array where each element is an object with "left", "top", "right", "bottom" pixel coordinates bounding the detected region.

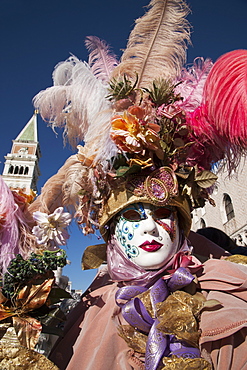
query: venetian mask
[{"left": 113, "top": 202, "right": 180, "bottom": 270}]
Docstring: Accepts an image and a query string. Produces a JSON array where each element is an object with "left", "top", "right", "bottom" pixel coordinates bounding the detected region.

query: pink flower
[
  {"left": 168, "top": 251, "right": 203, "bottom": 274},
  {"left": 157, "top": 103, "right": 182, "bottom": 119}
]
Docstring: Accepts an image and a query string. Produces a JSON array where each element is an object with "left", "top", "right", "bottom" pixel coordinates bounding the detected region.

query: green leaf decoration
[
  {"left": 159, "top": 140, "right": 169, "bottom": 152},
  {"left": 48, "top": 287, "right": 72, "bottom": 305},
  {"left": 143, "top": 79, "right": 181, "bottom": 106},
  {"left": 113, "top": 154, "right": 128, "bottom": 170},
  {"left": 195, "top": 171, "right": 218, "bottom": 188},
  {"left": 107, "top": 73, "right": 138, "bottom": 101},
  {"left": 116, "top": 164, "right": 141, "bottom": 177},
  {"left": 176, "top": 171, "right": 191, "bottom": 180}
]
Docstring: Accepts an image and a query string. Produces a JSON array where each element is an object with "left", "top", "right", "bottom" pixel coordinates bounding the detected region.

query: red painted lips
[{"left": 139, "top": 240, "right": 163, "bottom": 252}]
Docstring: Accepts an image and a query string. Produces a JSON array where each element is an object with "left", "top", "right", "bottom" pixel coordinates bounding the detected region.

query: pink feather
[
  {"left": 203, "top": 49, "right": 247, "bottom": 146},
  {"left": 186, "top": 50, "right": 247, "bottom": 173},
  {"left": 176, "top": 57, "right": 213, "bottom": 111},
  {"left": 0, "top": 177, "right": 36, "bottom": 273},
  {"left": 85, "top": 36, "right": 119, "bottom": 84}
]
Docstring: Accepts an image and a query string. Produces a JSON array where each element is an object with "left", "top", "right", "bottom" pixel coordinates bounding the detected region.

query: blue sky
[{"left": 1, "top": 0, "right": 247, "bottom": 291}]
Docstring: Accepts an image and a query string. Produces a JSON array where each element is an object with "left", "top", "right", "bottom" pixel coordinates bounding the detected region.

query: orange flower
[{"left": 110, "top": 107, "right": 160, "bottom": 153}]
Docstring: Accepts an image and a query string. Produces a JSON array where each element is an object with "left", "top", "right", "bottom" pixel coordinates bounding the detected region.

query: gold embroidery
[
  {"left": 156, "top": 291, "right": 206, "bottom": 347},
  {"left": 0, "top": 344, "right": 58, "bottom": 369},
  {"left": 118, "top": 325, "right": 147, "bottom": 354},
  {"left": 161, "top": 355, "right": 212, "bottom": 369},
  {"left": 136, "top": 290, "right": 154, "bottom": 318},
  {"left": 225, "top": 254, "right": 247, "bottom": 266}
]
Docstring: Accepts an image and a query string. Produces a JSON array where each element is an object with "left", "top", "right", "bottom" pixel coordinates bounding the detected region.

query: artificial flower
[
  {"left": 168, "top": 251, "right": 203, "bottom": 275},
  {"left": 110, "top": 107, "right": 160, "bottom": 154},
  {"left": 157, "top": 103, "right": 182, "bottom": 119},
  {"left": 77, "top": 145, "right": 95, "bottom": 166},
  {"left": 13, "top": 189, "right": 37, "bottom": 205},
  {"left": 32, "top": 207, "right": 72, "bottom": 247}
]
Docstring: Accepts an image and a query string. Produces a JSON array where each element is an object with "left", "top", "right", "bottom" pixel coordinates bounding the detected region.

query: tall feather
[
  {"left": 111, "top": 0, "right": 191, "bottom": 89},
  {"left": 62, "top": 158, "right": 90, "bottom": 211},
  {"left": 33, "top": 57, "right": 111, "bottom": 148},
  {"left": 85, "top": 36, "right": 119, "bottom": 84},
  {"left": 83, "top": 108, "right": 118, "bottom": 168}
]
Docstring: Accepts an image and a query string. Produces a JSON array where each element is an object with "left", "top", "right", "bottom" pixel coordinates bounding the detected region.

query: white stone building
[{"left": 192, "top": 158, "right": 247, "bottom": 246}]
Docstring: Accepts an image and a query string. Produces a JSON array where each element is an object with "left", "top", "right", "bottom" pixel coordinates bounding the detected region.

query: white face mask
[{"left": 114, "top": 203, "right": 180, "bottom": 270}]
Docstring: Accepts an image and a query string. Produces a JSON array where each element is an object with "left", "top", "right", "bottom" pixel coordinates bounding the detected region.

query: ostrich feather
[
  {"left": 52, "top": 55, "right": 79, "bottom": 86},
  {"left": 33, "top": 58, "right": 111, "bottom": 148},
  {"left": 111, "top": 0, "right": 191, "bottom": 89},
  {"left": 83, "top": 108, "right": 118, "bottom": 168},
  {"left": 176, "top": 57, "right": 213, "bottom": 111},
  {"left": 85, "top": 36, "right": 119, "bottom": 84},
  {"left": 62, "top": 159, "right": 90, "bottom": 211},
  {"left": 187, "top": 50, "right": 247, "bottom": 174},
  {"left": 203, "top": 49, "right": 247, "bottom": 146},
  {"left": 29, "top": 155, "right": 79, "bottom": 215}
]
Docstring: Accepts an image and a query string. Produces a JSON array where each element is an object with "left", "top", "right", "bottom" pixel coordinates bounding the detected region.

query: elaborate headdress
[{"left": 29, "top": 0, "right": 247, "bottom": 256}]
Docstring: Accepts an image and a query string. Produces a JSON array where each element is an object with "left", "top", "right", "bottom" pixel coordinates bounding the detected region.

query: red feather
[
  {"left": 187, "top": 50, "right": 247, "bottom": 173},
  {"left": 204, "top": 49, "right": 247, "bottom": 145}
]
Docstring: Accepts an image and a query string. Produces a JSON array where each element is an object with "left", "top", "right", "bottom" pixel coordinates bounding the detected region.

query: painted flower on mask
[
  {"left": 110, "top": 107, "right": 160, "bottom": 154},
  {"left": 32, "top": 207, "right": 72, "bottom": 247}
]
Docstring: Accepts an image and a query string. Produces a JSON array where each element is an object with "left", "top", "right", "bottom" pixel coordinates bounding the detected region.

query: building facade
[
  {"left": 2, "top": 112, "right": 41, "bottom": 193},
  {"left": 192, "top": 158, "right": 247, "bottom": 246}
]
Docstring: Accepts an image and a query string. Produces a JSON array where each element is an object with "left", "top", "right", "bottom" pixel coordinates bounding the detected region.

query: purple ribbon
[
  {"left": 116, "top": 268, "right": 198, "bottom": 370},
  {"left": 167, "top": 267, "right": 195, "bottom": 292},
  {"left": 122, "top": 298, "right": 154, "bottom": 333},
  {"left": 170, "top": 336, "right": 200, "bottom": 358},
  {"left": 116, "top": 285, "right": 147, "bottom": 303},
  {"left": 145, "top": 318, "right": 168, "bottom": 370}
]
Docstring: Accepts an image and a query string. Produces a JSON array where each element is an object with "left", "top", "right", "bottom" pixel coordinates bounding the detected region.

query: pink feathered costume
[{"left": 49, "top": 235, "right": 247, "bottom": 370}]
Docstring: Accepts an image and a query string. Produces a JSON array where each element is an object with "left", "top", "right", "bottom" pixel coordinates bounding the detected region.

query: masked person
[{"left": 28, "top": 0, "right": 247, "bottom": 368}]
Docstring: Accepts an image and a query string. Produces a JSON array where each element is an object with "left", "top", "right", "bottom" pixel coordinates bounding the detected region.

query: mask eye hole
[
  {"left": 153, "top": 207, "right": 173, "bottom": 220},
  {"left": 121, "top": 209, "right": 143, "bottom": 221}
]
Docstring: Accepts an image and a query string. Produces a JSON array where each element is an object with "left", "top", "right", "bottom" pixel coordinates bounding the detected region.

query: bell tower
[{"left": 2, "top": 111, "right": 41, "bottom": 193}]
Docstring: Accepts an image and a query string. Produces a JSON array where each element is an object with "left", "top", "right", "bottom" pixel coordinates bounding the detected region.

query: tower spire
[{"left": 1, "top": 111, "right": 41, "bottom": 194}]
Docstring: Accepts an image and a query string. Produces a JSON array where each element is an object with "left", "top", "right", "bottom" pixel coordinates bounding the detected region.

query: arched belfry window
[
  {"left": 223, "top": 193, "right": 235, "bottom": 221},
  {"left": 24, "top": 167, "right": 29, "bottom": 175},
  {"left": 8, "top": 165, "right": 14, "bottom": 174},
  {"left": 19, "top": 166, "right": 24, "bottom": 175},
  {"left": 14, "top": 166, "right": 19, "bottom": 174}
]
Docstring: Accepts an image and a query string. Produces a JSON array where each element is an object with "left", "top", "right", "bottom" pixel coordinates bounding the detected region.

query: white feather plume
[
  {"left": 52, "top": 55, "right": 78, "bottom": 86},
  {"left": 33, "top": 57, "right": 112, "bottom": 149}
]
